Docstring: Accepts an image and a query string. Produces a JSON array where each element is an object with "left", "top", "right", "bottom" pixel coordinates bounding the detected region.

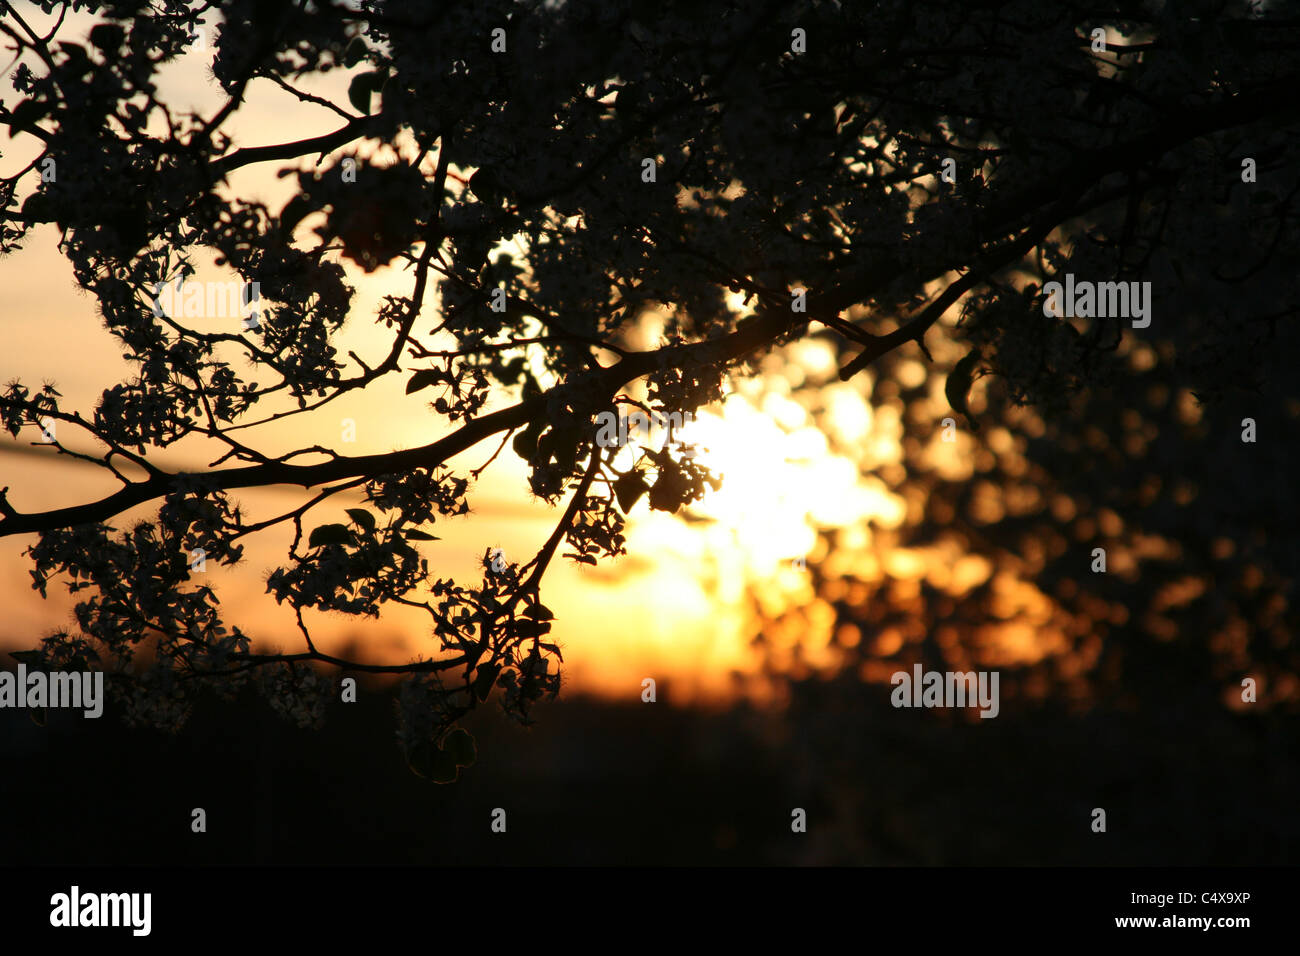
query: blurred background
[{"left": 4, "top": 301, "right": 1297, "bottom": 864}]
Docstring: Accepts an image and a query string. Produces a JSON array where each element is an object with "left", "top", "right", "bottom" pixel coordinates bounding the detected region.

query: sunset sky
[{"left": 0, "top": 5, "right": 914, "bottom": 701}]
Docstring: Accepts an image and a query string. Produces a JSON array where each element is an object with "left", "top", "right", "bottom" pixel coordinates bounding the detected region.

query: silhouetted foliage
[{"left": 1, "top": 0, "right": 1297, "bottom": 775}]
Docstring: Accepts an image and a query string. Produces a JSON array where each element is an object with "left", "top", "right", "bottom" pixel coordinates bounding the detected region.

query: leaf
[
  {"left": 512, "top": 619, "right": 552, "bottom": 639},
  {"left": 8, "top": 98, "right": 50, "bottom": 134},
  {"left": 406, "top": 741, "right": 434, "bottom": 777},
  {"left": 469, "top": 168, "right": 499, "bottom": 203},
  {"left": 648, "top": 465, "right": 689, "bottom": 513},
  {"left": 9, "top": 649, "right": 44, "bottom": 666},
  {"left": 443, "top": 728, "right": 477, "bottom": 768},
  {"left": 345, "top": 508, "right": 377, "bottom": 533},
  {"left": 278, "top": 194, "right": 317, "bottom": 236},
  {"left": 404, "top": 528, "right": 440, "bottom": 541},
  {"left": 405, "top": 369, "right": 442, "bottom": 394},
  {"left": 426, "top": 747, "right": 459, "bottom": 783},
  {"left": 307, "top": 523, "right": 353, "bottom": 548},
  {"left": 522, "top": 603, "right": 554, "bottom": 621},
  {"left": 944, "top": 347, "right": 982, "bottom": 431},
  {"left": 613, "top": 471, "right": 650, "bottom": 514},
  {"left": 430, "top": 749, "right": 459, "bottom": 783},
  {"left": 347, "top": 71, "right": 383, "bottom": 114},
  {"left": 88, "top": 23, "right": 125, "bottom": 53},
  {"left": 512, "top": 430, "right": 536, "bottom": 460},
  {"left": 342, "top": 36, "right": 369, "bottom": 68},
  {"left": 472, "top": 664, "right": 501, "bottom": 701},
  {"left": 407, "top": 739, "right": 457, "bottom": 782}
]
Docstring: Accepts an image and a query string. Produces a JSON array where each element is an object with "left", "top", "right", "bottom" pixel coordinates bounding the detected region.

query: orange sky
[{"left": 0, "top": 4, "right": 1043, "bottom": 704}]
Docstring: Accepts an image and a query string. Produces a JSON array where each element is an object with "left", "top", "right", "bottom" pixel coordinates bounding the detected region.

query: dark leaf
[
  {"left": 342, "top": 37, "right": 369, "bottom": 68},
  {"left": 472, "top": 664, "right": 500, "bottom": 701},
  {"left": 345, "top": 508, "right": 377, "bottom": 533},
  {"left": 512, "top": 619, "right": 552, "bottom": 639},
  {"left": 945, "top": 347, "right": 982, "bottom": 431},
  {"left": 347, "top": 71, "right": 383, "bottom": 114},
  {"left": 613, "top": 471, "right": 650, "bottom": 514},
  {"left": 522, "top": 603, "right": 554, "bottom": 621},
  {"left": 308, "top": 523, "right": 353, "bottom": 548},
  {"left": 8, "top": 99, "right": 50, "bottom": 134},
  {"left": 443, "top": 728, "right": 476, "bottom": 768},
  {"left": 406, "top": 369, "right": 442, "bottom": 394},
  {"left": 428, "top": 748, "right": 459, "bottom": 783}
]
